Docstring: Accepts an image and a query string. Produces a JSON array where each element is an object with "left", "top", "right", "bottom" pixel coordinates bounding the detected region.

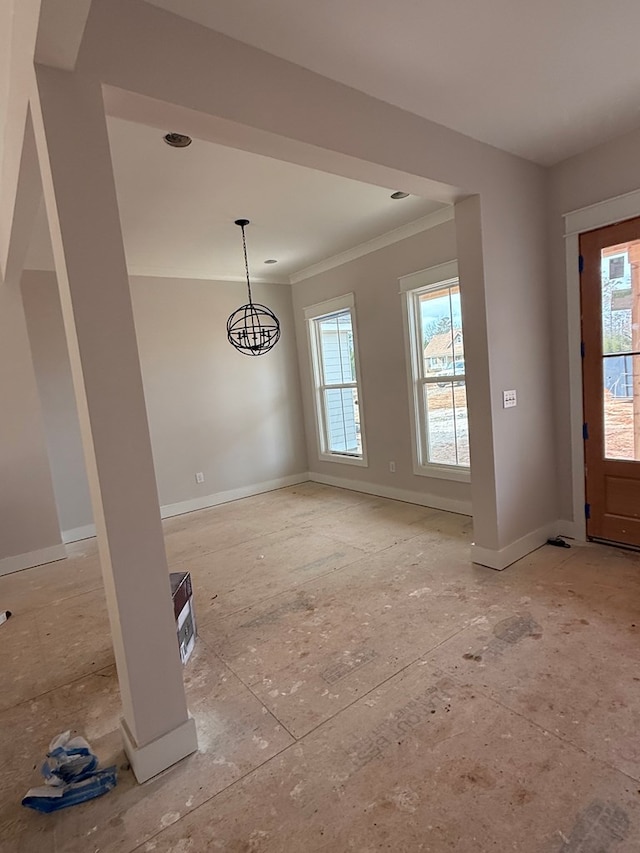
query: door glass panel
[
  {"left": 603, "top": 355, "right": 640, "bottom": 460},
  {"left": 601, "top": 239, "right": 640, "bottom": 460},
  {"left": 601, "top": 244, "right": 634, "bottom": 355}
]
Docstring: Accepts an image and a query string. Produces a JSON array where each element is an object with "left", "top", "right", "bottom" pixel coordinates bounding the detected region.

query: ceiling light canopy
[
  {"left": 163, "top": 132, "right": 192, "bottom": 148},
  {"left": 227, "top": 220, "right": 281, "bottom": 357}
]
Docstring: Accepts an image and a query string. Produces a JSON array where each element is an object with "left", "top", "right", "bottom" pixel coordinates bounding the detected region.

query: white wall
[
  {"left": 20, "top": 271, "right": 308, "bottom": 535},
  {"left": 0, "top": 276, "right": 64, "bottom": 572},
  {"left": 0, "top": 1, "right": 92, "bottom": 279},
  {"left": 130, "top": 275, "right": 307, "bottom": 507},
  {"left": 0, "top": 0, "right": 40, "bottom": 276},
  {"left": 0, "top": 0, "right": 14, "bottom": 175},
  {"left": 21, "top": 270, "right": 93, "bottom": 535},
  {"left": 292, "top": 219, "right": 471, "bottom": 514},
  {"left": 0, "top": 0, "right": 560, "bottom": 567},
  {"left": 549, "top": 124, "right": 640, "bottom": 526},
  {"left": 66, "top": 0, "right": 557, "bottom": 564}
]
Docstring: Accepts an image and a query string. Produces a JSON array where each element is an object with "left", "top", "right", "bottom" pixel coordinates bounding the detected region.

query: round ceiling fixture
[
  {"left": 264, "top": 259, "right": 278, "bottom": 264},
  {"left": 163, "top": 132, "right": 192, "bottom": 148},
  {"left": 390, "top": 191, "right": 410, "bottom": 199}
]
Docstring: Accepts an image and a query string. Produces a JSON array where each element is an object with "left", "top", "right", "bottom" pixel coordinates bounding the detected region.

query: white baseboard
[
  {"left": 1, "top": 475, "right": 311, "bottom": 577},
  {"left": 120, "top": 716, "right": 198, "bottom": 784},
  {"left": 62, "top": 523, "right": 97, "bottom": 544},
  {"left": 159, "top": 472, "right": 310, "bottom": 520},
  {"left": 308, "top": 472, "right": 472, "bottom": 516},
  {"left": 555, "top": 519, "right": 586, "bottom": 542},
  {"left": 471, "top": 522, "right": 557, "bottom": 571},
  {"left": 0, "top": 543, "right": 67, "bottom": 577},
  {"left": 2, "top": 471, "right": 469, "bottom": 578},
  {"left": 61, "top": 474, "right": 311, "bottom": 544}
]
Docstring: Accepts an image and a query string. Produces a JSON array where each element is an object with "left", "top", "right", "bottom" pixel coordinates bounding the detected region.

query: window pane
[
  {"left": 324, "top": 387, "right": 361, "bottom": 455},
  {"left": 317, "top": 312, "right": 355, "bottom": 385},
  {"left": 420, "top": 285, "right": 464, "bottom": 378},
  {"left": 603, "top": 355, "right": 640, "bottom": 460},
  {"left": 424, "top": 381, "right": 470, "bottom": 467},
  {"left": 454, "top": 383, "right": 470, "bottom": 465},
  {"left": 601, "top": 247, "right": 633, "bottom": 355}
]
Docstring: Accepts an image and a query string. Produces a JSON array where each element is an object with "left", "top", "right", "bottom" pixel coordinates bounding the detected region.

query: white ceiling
[
  {"left": 145, "top": 0, "right": 640, "bottom": 166},
  {"left": 26, "top": 117, "right": 447, "bottom": 281}
]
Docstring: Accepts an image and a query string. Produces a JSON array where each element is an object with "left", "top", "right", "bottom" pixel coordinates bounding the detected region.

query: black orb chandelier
[{"left": 226, "top": 219, "right": 281, "bottom": 356}]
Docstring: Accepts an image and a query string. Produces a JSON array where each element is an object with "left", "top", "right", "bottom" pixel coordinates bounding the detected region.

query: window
[
  {"left": 401, "top": 262, "right": 470, "bottom": 481},
  {"left": 305, "top": 293, "right": 367, "bottom": 465}
]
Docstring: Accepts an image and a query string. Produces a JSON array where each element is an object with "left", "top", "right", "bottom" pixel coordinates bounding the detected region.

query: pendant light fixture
[{"left": 227, "top": 219, "right": 281, "bottom": 356}]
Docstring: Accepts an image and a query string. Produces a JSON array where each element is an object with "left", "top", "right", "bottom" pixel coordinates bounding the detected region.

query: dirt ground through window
[
  {"left": 427, "top": 385, "right": 467, "bottom": 411},
  {"left": 604, "top": 394, "right": 637, "bottom": 459}
]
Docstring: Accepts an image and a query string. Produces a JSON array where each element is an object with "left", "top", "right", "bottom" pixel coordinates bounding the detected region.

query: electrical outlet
[
  {"left": 195, "top": 472, "right": 205, "bottom": 484},
  {"left": 503, "top": 390, "right": 517, "bottom": 409},
  {"left": 389, "top": 461, "right": 396, "bottom": 473}
]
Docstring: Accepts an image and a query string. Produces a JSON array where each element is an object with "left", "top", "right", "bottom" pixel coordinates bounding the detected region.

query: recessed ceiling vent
[
  {"left": 163, "top": 132, "right": 192, "bottom": 148},
  {"left": 390, "top": 191, "right": 410, "bottom": 199}
]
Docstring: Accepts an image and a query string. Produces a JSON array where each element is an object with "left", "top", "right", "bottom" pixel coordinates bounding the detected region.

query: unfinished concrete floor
[{"left": 2, "top": 482, "right": 640, "bottom": 852}]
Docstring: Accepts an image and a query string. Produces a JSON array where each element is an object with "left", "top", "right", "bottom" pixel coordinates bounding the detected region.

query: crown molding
[
  {"left": 289, "top": 206, "right": 454, "bottom": 284},
  {"left": 24, "top": 206, "right": 454, "bottom": 287},
  {"left": 126, "top": 267, "right": 289, "bottom": 284}
]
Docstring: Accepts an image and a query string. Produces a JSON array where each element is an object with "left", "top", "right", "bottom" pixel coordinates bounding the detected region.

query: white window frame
[
  {"left": 400, "top": 261, "right": 471, "bottom": 482},
  {"left": 304, "top": 293, "right": 368, "bottom": 467}
]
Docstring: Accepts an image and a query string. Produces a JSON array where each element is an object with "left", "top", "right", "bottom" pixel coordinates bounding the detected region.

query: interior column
[
  {"left": 455, "top": 196, "right": 500, "bottom": 555},
  {"left": 30, "top": 65, "right": 197, "bottom": 782}
]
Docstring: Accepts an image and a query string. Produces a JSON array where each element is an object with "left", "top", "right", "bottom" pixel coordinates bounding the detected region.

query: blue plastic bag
[{"left": 22, "top": 731, "right": 117, "bottom": 813}]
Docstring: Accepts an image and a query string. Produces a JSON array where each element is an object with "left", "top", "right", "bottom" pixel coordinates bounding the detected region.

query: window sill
[
  {"left": 319, "top": 452, "right": 368, "bottom": 468},
  {"left": 413, "top": 463, "right": 471, "bottom": 483}
]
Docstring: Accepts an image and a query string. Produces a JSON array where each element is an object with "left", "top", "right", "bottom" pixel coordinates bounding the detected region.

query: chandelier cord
[{"left": 240, "top": 223, "right": 254, "bottom": 305}]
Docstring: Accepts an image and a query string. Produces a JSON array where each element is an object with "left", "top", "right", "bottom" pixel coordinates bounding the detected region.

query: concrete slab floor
[{"left": 1, "top": 482, "right": 639, "bottom": 852}]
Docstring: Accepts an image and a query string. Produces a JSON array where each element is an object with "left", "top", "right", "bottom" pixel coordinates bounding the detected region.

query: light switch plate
[{"left": 503, "top": 389, "right": 517, "bottom": 408}]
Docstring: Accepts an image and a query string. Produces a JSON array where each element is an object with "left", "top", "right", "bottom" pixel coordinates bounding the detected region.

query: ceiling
[
  {"left": 26, "top": 117, "right": 447, "bottom": 282},
  {"left": 144, "top": 0, "right": 640, "bottom": 166}
]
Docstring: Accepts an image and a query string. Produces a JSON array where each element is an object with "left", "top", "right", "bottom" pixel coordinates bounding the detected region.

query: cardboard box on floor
[{"left": 170, "top": 571, "right": 196, "bottom": 664}]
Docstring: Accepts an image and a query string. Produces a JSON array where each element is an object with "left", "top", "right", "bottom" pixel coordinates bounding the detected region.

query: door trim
[
  {"left": 563, "top": 187, "right": 640, "bottom": 541},
  {"left": 565, "top": 187, "right": 640, "bottom": 237}
]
